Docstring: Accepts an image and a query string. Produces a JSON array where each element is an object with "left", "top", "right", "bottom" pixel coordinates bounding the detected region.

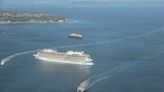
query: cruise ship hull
[{"left": 34, "top": 54, "right": 93, "bottom": 65}]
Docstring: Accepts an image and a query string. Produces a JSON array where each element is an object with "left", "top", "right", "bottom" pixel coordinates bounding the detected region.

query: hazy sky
[{"left": 0, "top": 0, "right": 164, "bottom": 5}]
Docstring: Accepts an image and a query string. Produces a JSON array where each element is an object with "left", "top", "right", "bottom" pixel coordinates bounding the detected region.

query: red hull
[{"left": 69, "top": 36, "right": 82, "bottom": 39}]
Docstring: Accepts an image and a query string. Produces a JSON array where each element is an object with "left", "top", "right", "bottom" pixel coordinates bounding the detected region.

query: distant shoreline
[
  {"left": 0, "top": 10, "right": 66, "bottom": 24},
  {"left": 0, "top": 18, "right": 78, "bottom": 25},
  {"left": 0, "top": 21, "right": 64, "bottom": 24}
]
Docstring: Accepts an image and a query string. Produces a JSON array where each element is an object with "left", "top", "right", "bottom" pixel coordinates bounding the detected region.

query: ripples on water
[
  {"left": 1, "top": 27, "right": 163, "bottom": 65},
  {"left": 0, "top": 5, "right": 164, "bottom": 92}
]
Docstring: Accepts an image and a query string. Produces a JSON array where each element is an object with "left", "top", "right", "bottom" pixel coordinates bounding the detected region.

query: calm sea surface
[{"left": 0, "top": 4, "right": 164, "bottom": 92}]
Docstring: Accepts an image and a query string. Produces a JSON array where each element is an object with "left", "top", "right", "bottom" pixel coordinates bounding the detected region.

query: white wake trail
[
  {"left": 86, "top": 52, "right": 163, "bottom": 89},
  {"left": 88, "top": 61, "right": 139, "bottom": 88},
  {"left": 0, "top": 50, "right": 40, "bottom": 65},
  {"left": 1, "top": 27, "right": 164, "bottom": 65}
]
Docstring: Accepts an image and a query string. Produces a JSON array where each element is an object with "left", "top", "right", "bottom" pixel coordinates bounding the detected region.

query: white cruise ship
[{"left": 33, "top": 49, "right": 93, "bottom": 65}]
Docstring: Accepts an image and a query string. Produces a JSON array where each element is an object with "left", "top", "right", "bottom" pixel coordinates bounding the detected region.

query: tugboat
[
  {"left": 69, "top": 33, "right": 83, "bottom": 39},
  {"left": 77, "top": 79, "right": 90, "bottom": 92}
]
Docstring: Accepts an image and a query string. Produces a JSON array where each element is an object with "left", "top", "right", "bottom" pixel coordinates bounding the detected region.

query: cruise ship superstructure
[{"left": 33, "top": 49, "right": 93, "bottom": 65}]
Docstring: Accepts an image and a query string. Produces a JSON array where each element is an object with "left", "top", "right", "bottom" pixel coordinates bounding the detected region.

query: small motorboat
[{"left": 77, "top": 80, "right": 90, "bottom": 92}]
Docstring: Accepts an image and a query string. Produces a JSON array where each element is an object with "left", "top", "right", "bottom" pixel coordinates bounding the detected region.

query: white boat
[
  {"left": 77, "top": 80, "right": 90, "bottom": 92},
  {"left": 0, "top": 59, "right": 5, "bottom": 65}
]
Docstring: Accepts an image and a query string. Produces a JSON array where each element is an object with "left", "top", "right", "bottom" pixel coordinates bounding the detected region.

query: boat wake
[
  {"left": 1, "top": 27, "right": 164, "bottom": 65},
  {"left": 0, "top": 50, "right": 39, "bottom": 65},
  {"left": 86, "top": 52, "right": 163, "bottom": 89}
]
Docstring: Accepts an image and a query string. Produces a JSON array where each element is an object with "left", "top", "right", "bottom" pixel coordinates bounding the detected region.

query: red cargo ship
[{"left": 69, "top": 33, "right": 83, "bottom": 39}]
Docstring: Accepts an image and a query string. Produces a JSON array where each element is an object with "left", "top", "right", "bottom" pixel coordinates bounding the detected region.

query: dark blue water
[{"left": 0, "top": 4, "right": 164, "bottom": 92}]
